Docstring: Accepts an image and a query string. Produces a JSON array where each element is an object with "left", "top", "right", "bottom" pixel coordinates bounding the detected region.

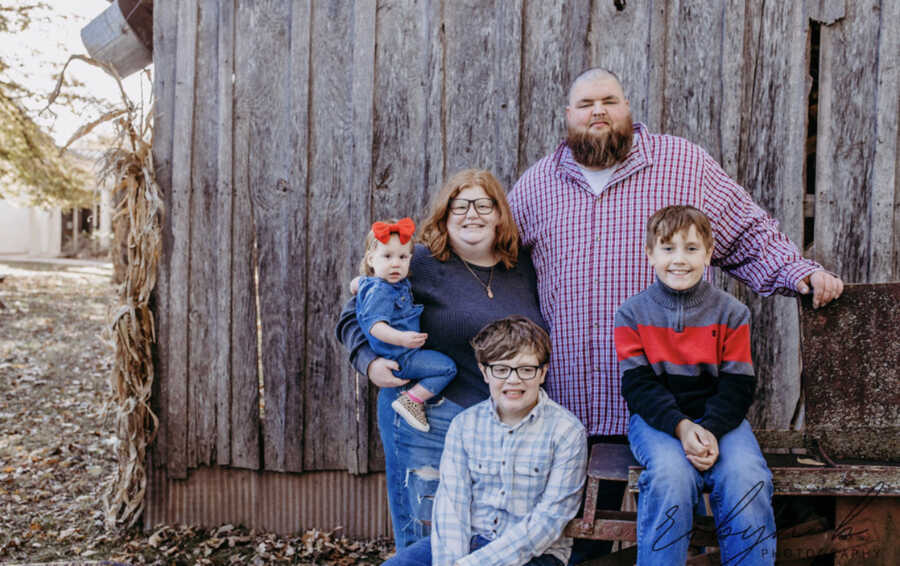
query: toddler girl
[{"left": 355, "top": 218, "right": 456, "bottom": 432}]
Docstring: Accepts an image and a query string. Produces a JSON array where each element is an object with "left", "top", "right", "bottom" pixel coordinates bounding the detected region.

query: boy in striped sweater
[{"left": 614, "top": 205, "right": 776, "bottom": 566}]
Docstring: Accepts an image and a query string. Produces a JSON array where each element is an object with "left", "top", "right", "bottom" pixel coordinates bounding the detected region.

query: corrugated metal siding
[{"left": 145, "top": 466, "right": 390, "bottom": 538}]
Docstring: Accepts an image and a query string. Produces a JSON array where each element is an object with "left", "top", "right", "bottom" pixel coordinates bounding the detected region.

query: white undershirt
[{"left": 579, "top": 165, "right": 614, "bottom": 196}]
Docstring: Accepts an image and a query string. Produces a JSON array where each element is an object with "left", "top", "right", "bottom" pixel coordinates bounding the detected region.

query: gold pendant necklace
[{"left": 461, "top": 258, "right": 495, "bottom": 299}]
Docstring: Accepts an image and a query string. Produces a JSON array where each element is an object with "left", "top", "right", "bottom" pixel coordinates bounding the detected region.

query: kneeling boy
[
  {"left": 614, "top": 205, "right": 776, "bottom": 565},
  {"left": 385, "top": 315, "right": 587, "bottom": 566}
]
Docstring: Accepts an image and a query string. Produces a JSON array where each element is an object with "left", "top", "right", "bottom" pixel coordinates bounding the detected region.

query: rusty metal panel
[
  {"left": 834, "top": 497, "right": 899, "bottom": 566},
  {"left": 145, "top": 466, "right": 390, "bottom": 538},
  {"left": 799, "top": 283, "right": 900, "bottom": 462}
]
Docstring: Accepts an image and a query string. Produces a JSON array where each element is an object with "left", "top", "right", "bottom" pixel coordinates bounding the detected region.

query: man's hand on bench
[{"left": 676, "top": 419, "right": 719, "bottom": 471}]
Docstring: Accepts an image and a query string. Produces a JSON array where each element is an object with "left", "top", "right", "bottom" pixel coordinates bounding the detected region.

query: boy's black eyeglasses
[
  {"left": 448, "top": 198, "right": 495, "bottom": 215},
  {"left": 485, "top": 364, "right": 544, "bottom": 380}
]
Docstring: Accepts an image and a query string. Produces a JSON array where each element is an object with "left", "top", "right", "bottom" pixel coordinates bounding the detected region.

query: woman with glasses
[{"left": 335, "top": 168, "right": 546, "bottom": 550}]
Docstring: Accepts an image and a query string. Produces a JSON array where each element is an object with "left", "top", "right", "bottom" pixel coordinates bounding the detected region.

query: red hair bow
[{"left": 372, "top": 217, "right": 415, "bottom": 244}]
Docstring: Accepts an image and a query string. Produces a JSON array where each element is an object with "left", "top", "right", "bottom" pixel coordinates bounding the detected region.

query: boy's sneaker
[{"left": 392, "top": 393, "right": 430, "bottom": 432}]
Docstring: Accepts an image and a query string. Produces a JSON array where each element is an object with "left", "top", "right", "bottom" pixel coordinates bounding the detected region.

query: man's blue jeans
[
  {"left": 383, "top": 534, "right": 564, "bottom": 565},
  {"left": 378, "top": 386, "right": 464, "bottom": 548},
  {"left": 628, "top": 414, "right": 776, "bottom": 565}
]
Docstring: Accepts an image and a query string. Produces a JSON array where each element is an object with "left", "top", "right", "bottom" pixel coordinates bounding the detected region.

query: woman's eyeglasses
[{"left": 448, "top": 198, "right": 495, "bottom": 216}]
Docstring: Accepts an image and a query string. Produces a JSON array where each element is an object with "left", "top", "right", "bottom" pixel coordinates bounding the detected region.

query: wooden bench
[{"left": 566, "top": 441, "right": 900, "bottom": 565}]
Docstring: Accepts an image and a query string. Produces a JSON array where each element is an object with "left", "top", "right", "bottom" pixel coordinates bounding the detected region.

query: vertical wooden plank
[
  {"left": 869, "top": 0, "right": 900, "bottom": 282},
  {"left": 367, "top": 0, "right": 446, "bottom": 470},
  {"left": 442, "top": 0, "right": 522, "bottom": 190},
  {"left": 187, "top": 0, "right": 220, "bottom": 468},
  {"left": 344, "top": 0, "right": 376, "bottom": 475},
  {"left": 518, "top": 0, "right": 590, "bottom": 174},
  {"left": 150, "top": 0, "right": 178, "bottom": 469},
  {"left": 658, "top": 0, "right": 726, "bottom": 160},
  {"left": 734, "top": 2, "right": 808, "bottom": 429},
  {"left": 489, "top": 0, "right": 522, "bottom": 189},
  {"left": 165, "top": 0, "right": 198, "bottom": 478},
  {"left": 305, "top": 0, "right": 355, "bottom": 471},
  {"left": 237, "top": 0, "right": 306, "bottom": 473},
  {"left": 808, "top": 0, "right": 845, "bottom": 25},
  {"left": 718, "top": 0, "right": 745, "bottom": 179},
  {"left": 230, "top": 0, "right": 261, "bottom": 471},
  {"left": 644, "top": 1, "right": 668, "bottom": 132},
  {"left": 587, "top": 0, "right": 659, "bottom": 128},
  {"left": 242, "top": 0, "right": 290, "bottom": 473},
  {"left": 282, "top": 0, "right": 312, "bottom": 473},
  {"left": 214, "top": 0, "right": 235, "bottom": 467},
  {"left": 233, "top": 0, "right": 311, "bottom": 474},
  {"left": 370, "top": 0, "right": 443, "bottom": 222},
  {"left": 658, "top": 0, "right": 736, "bottom": 289},
  {"left": 423, "top": 0, "right": 445, "bottom": 208},
  {"left": 709, "top": 0, "right": 746, "bottom": 298},
  {"left": 815, "top": 0, "right": 881, "bottom": 282}
]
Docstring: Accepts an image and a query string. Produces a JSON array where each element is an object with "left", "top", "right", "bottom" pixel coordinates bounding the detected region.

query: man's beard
[{"left": 566, "top": 115, "right": 634, "bottom": 168}]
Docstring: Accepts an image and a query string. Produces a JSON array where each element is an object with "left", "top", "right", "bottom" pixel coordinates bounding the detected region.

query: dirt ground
[{"left": 0, "top": 262, "right": 392, "bottom": 565}]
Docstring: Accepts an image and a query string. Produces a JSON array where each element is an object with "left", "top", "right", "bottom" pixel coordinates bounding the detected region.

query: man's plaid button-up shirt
[{"left": 509, "top": 123, "right": 821, "bottom": 437}]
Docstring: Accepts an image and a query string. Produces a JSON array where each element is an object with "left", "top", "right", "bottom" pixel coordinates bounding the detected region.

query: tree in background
[
  {"left": 0, "top": 2, "right": 106, "bottom": 209},
  {"left": 1, "top": 2, "right": 109, "bottom": 121},
  {"left": 0, "top": 85, "right": 95, "bottom": 208}
]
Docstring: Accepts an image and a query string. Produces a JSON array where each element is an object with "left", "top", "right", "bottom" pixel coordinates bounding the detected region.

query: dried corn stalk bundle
[
  {"left": 48, "top": 57, "right": 162, "bottom": 529},
  {"left": 102, "top": 116, "right": 162, "bottom": 529}
]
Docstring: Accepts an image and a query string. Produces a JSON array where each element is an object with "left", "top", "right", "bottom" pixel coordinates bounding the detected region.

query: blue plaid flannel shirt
[{"left": 431, "top": 389, "right": 587, "bottom": 566}]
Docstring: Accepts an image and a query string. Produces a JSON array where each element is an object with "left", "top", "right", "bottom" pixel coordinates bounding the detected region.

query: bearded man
[{"left": 508, "top": 67, "right": 842, "bottom": 563}]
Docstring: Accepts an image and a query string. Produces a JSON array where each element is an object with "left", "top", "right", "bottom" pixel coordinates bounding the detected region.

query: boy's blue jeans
[
  {"left": 378, "top": 387, "right": 464, "bottom": 548},
  {"left": 382, "top": 534, "right": 564, "bottom": 565},
  {"left": 628, "top": 414, "right": 776, "bottom": 566},
  {"left": 393, "top": 348, "right": 456, "bottom": 397}
]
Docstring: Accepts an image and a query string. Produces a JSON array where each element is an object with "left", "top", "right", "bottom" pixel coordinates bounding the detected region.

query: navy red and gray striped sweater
[{"left": 614, "top": 278, "right": 755, "bottom": 439}]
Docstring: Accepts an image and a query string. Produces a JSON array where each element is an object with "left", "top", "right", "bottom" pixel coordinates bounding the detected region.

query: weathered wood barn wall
[{"left": 147, "top": 0, "right": 900, "bottom": 536}]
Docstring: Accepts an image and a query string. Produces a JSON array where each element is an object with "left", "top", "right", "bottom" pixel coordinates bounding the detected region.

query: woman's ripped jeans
[{"left": 377, "top": 386, "right": 464, "bottom": 548}]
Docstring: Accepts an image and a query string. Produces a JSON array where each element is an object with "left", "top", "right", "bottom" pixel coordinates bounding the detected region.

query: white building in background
[{"left": 0, "top": 200, "right": 62, "bottom": 256}]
